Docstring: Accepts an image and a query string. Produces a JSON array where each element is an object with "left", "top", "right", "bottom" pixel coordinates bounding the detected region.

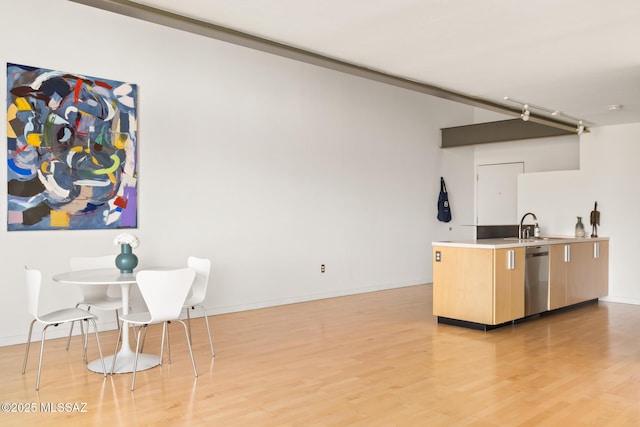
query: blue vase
[{"left": 115, "top": 243, "right": 138, "bottom": 274}]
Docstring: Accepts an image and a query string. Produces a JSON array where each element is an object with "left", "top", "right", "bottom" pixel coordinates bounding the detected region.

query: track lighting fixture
[{"left": 504, "top": 96, "right": 590, "bottom": 135}]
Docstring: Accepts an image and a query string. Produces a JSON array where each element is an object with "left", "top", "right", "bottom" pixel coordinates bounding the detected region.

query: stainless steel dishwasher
[{"left": 525, "top": 245, "right": 549, "bottom": 316}]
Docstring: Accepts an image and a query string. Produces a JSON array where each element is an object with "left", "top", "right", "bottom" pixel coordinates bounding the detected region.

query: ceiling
[{"left": 90, "top": 0, "right": 640, "bottom": 128}]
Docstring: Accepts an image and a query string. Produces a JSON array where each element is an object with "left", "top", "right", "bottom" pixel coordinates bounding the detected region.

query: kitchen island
[{"left": 432, "top": 236, "right": 609, "bottom": 330}]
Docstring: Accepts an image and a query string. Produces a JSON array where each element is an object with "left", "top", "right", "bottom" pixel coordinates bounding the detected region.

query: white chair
[
  {"left": 22, "top": 267, "right": 106, "bottom": 390},
  {"left": 66, "top": 255, "right": 123, "bottom": 351},
  {"left": 182, "top": 256, "right": 215, "bottom": 357},
  {"left": 112, "top": 267, "right": 197, "bottom": 391}
]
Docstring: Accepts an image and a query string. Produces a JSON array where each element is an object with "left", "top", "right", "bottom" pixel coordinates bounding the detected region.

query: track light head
[{"left": 505, "top": 96, "right": 590, "bottom": 133}]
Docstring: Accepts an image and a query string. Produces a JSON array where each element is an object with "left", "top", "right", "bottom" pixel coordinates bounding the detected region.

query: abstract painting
[{"left": 6, "top": 63, "right": 138, "bottom": 231}]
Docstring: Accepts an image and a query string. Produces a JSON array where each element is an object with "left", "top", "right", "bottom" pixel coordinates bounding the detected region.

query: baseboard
[
  {"left": 599, "top": 295, "right": 640, "bottom": 305},
  {"left": 2, "top": 281, "right": 427, "bottom": 347},
  {"left": 204, "top": 281, "right": 425, "bottom": 316}
]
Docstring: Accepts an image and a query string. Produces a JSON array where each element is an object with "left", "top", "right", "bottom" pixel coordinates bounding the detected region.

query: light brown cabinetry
[
  {"left": 433, "top": 246, "right": 524, "bottom": 325},
  {"left": 494, "top": 248, "right": 525, "bottom": 324},
  {"left": 549, "top": 240, "right": 609, "bottom": 309},
  {"left": 549, "top": 244, "right": 568, "bottom": 309},
  {"left": 594, "top": 240, "right": 609, "bottom": 297}
]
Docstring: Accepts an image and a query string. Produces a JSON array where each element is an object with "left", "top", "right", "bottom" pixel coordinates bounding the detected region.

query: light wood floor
[{"left": 2, "top": 284, "right": 640, "bottom": 426}]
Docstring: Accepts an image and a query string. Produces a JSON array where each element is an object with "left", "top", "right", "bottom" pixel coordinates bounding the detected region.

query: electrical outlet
[
  {"left": 321, "top": 264, "right": 325, "bottom": 273},
  {"left": 435, "top": 251, "right": 441, "bottom": 262}
]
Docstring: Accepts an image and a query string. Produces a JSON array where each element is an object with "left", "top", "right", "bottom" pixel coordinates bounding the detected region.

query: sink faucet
[{"left": 519, "top": 212, "right": 538, "bottom": 239}]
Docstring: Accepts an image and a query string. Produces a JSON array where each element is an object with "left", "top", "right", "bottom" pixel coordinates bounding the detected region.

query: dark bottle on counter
[{"left": 575, "top": 216, "right": 586, "bottom": 237}]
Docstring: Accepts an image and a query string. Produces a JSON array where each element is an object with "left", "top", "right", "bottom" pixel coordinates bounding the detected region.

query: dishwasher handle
[
  {"left": 527, "top": 251, "right": 549, "bottom": 258},
  {"left": 526, "top": 246, "right": 549, "bottom": 258}
]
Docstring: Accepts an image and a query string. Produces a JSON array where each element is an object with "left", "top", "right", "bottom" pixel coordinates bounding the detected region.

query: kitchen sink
[
  {"left": 503, "top": 237, "right": 566, "bottom": 242},
  {"left": 503, "top": 237, "right": 536, "bottom": 242}
]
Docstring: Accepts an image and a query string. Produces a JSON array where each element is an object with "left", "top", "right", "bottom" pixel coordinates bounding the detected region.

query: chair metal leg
[
  {"left": 82, "top": 319, "right": 90, "bottom": 362},
  {"left": 66, "top": 303, "right": 82, "bottom": 350},
  {"left": 186, "top": 307, "right": 192, "bottom": 343},
  {"left": 196, "top": 305, "right": 215, "bottom": 357},
  {"left": 131, "top": 325, "right": 146, "bottom": 391},
  {"left": 176, "top": 319, "right": 198, "bottom": 378},
  {"left": 22, "top": 320, "right": 36, "bottom": 374},
  {"left": 157, "top": 322, "right": 172, "bottom": 365},
  {"left": 66, "top": 322, "right": 76, "bottom": 351},
  {"left": 79, "top": 307, "right": 88, "bottom": 342},
  {"left": 184, "top": 306, "right": 215, "bottom": 357},
  {"left": 166, "top": 321, "right": 172, "bottom": 364},
  {"left": 25, "top": 318, "right": 104, "bottom": 390},
  {"left": 88, "top": 318, "right": 107, "bottom": 377},
  {"left": 69, "top": 306, "right": 123, "bottom": 353},
  {"left": 110, "top": 321, "right": 125, "bottom": 375},
  {"left": 36, "top": 325, "right": 51, "bottom": 391},
  {"left": 160, "top": 322, "right": 167, "bottom": 365},
  {"left": 139, "top": 324, "right": 149, "bottom": 355},
  {"left": 136, "top": 325, "right": 144, "bottom": 352}
]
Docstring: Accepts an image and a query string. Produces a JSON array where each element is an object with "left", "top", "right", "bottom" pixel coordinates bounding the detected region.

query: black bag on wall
[{"left": 437, "top": 177, "right": 452, "bottom": 223}]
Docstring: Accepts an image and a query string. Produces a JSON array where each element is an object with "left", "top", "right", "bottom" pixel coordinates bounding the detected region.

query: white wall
[
  {"left": 475, "top": 135, "right": 580, "bottom": 173},
  {"left": 471, "top": 135, "right": 580, "bottom": 230},
  {"left": 0, "top": 0, "right": 475, "bottom": 345},
  {"left": 518, "top": 124, "right": 640, "bottom": 304},
  {"left": 472, "top": 108, "right": 581, "bottom": 174},
  {"left": 470, "top": 118, "right": 640, "bottom": 305}
]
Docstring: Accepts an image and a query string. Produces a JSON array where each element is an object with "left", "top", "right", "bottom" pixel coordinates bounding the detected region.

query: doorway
[{"left": 476, "top": 162, "right": 524, "bottom": 225}]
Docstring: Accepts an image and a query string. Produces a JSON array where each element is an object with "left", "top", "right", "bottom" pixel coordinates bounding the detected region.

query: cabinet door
[
  {"left": 433, "top": 246, "right": 494, "bottom": 324},
  {"left": 567, "top": 242, "right": 595, "bottom": 305},
  {"left": 549, "top": 244, "right": 568, "bottom": 309},
  {"left": 578, "top": 240, "right": 609, "bottom": 300},
  {"left": 594, "top": 241, "right": 609, "bottom": 297},
  {"left": 494, "top": 248, "right": 525, "bottom": 324},
  {"left": 549, "top": 241, "right": 609, "bottom": 309},
  {"left": 567, "top": 243, "right": 593, "bottom": 305}
]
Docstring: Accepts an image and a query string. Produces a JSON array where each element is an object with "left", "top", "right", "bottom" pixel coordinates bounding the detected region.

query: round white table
[{"left": 52, "top": 268, "right": 161, "bottom": 374}]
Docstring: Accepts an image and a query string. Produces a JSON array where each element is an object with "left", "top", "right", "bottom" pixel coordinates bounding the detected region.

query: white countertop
[{"left": 432, "top": 235, "right": 609, "bottom": 249}]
